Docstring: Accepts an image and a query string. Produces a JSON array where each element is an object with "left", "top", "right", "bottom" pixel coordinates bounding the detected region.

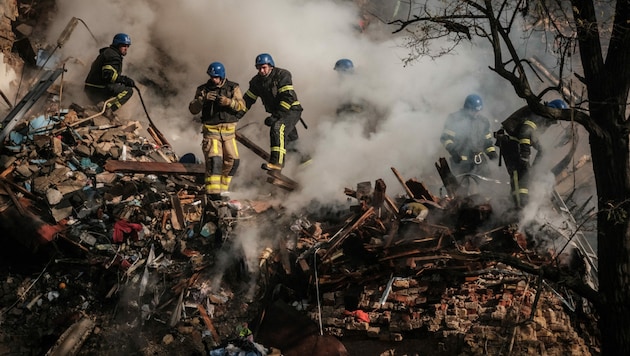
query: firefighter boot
[{"left": 261, "top": 162, "right": 282, "bottom": 172}]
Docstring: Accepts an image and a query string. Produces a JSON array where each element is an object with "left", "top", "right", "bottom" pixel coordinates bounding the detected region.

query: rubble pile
[
  {"left": 0, "top": 89, "right": 600, "bottom": 355},
  {"left": 268, "top": 176, "right": 597, "bottom": 355},
  {"left": 0, "top": 96, "right": 284, "bottom": 354}
]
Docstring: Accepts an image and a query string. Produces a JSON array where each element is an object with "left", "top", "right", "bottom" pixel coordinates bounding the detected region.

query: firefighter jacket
[
  {"left": 243, "top": 67, "right": 303, "bottom": 119},
  {"left": 500, "top": 106, "right": 553, "bottom": 165},
  {"left": 85, "top": 46, "right": 126, "bottom": 88},
  {"left": 440, "top": 109, "right": 496, "bottom": 162},
  {"left": 189, "top": 79, "right": 245, "bottom": 125}
]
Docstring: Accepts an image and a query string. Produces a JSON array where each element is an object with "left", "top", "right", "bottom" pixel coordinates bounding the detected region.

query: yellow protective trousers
[{"left": 201, "top": 123, "right": 239, "bottom": 195}]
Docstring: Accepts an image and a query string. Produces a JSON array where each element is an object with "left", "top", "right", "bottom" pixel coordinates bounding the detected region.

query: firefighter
[
  {"left": 241, "top": 53, "right": 304, "bottom": 172},
  {"left": 334, "top": 58, "right": 383, "bottom": 137},
  {"left": 496, "top": 99, "right": 568, "bottom": 208},
  {"left": 440, "top": 94, "right": 498, "bottom": 176},
  {"left": 334, "top": 58, "right": 355, "bottom": 74},
  {"left": 84, "top": 33, "right": 135, "bottom": 118},
  {"left": 189, "top": 62, "right": 245, "bottom": 201}
]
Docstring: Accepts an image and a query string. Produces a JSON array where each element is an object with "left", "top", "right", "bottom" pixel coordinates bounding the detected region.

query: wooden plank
[
  {"left": 198, "top": 304, "right": 221, "bottom": 344},
  {"left": 266, "top": 170, "right": 298, "bottom": 191},
  {"left": 170, "top": 194, "right": 185, "bottom": 231},
  {"left": 321, "top": 206, "right": 375, "bottom": 262},
  {"left": 391, "top": 167, "right": 416, "bottom": 199},
  {"left": 384, "top": 194, "right": 399, "bottom": 216},
  {"left": 45, "top": 317, "right": 95, "bottom": 356},
  {"left": 405, "top": 179, "right": 439, "bottom": 203},
  {"left": 435, "top": 157, "right": 459, "bottom": 198},
  {"left": 236, "top": 131, "right": 299, "bottom": 190},
  {"left": 235, "top": 131, "right": 270, "bottom": 161},
  {"left": 104, "top": 159, "right": 205, "bottom": 175},
  {"left": 0, "top": 180, "right": 26, "bottom": 216}
]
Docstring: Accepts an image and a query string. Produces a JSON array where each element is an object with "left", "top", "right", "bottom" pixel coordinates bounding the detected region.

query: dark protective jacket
[
  {"left": 243, "top": 67, "right": 303, "bottom": 118},
  {"left": 84, "top": 46, "right": 124, "bottom": 88},
  {"left": 440, "top": 109, "right": 496, "bottom": 162},
  {"left": 500, "top": 106, "right": 553, "bottom": 165},
  {"left": 190, "top": 79, "right": 243, "bottom": 125}
]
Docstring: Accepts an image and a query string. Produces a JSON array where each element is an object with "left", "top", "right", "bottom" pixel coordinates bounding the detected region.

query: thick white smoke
[
  {"left": 23, "top": 1, "right": 596, "bottom": 273},
  {"left": 41, "top": 0, "right": 530, "bottom": 210}
]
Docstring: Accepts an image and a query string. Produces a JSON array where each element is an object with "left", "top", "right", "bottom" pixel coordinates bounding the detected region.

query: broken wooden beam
[
  {"left": 198, "top": 303, "right": 221, "bottom": 344},
  {"left": 405, "top": 179, "right": 439, "bottom": 203},
  {"left": 391, "top": 167, "right": 416, "bottom": 199},
  {"left": 104, "top": 159, "right": 205, "bottom": 176},
  {"left": 321, "top": 206, "right": 375, "bottom": 262},
  {"left": 235, "top": 131, "right": 270, "bottom": 161},
  {"left": 235, "top": 131, "right": 298, "bottom": 190},
  {"left": 266, "top": 170, "right": 298, "bottom": 191},
  {"left": 45, "top": 317, "right": 95, "bottom": 356},
  {"left": 435, "top": 157, "right": 459, "bottom": 198}
]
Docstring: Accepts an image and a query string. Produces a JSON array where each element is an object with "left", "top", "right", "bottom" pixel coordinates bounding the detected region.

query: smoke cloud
[
  {"left": 16, "top": 1, "right": 595, "bottom": 273},
  {"left": 43, "top": 0, "right": 528, "bottom": 209}
]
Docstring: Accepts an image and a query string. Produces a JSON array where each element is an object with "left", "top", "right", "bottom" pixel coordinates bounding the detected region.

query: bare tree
[{"left": 390, "top": 0, "right": 630, "bottom": 353}]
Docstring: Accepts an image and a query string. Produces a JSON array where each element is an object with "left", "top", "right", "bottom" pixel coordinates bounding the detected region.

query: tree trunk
[{"left": 590, "top": 126, "right": 630, "bottom": 354}]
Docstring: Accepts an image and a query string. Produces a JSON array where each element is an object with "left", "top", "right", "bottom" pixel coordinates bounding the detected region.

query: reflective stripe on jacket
[
  {"left": 243, "top": 67, "right": 303, "bottom": 119},
  {"left": 192, "top": 79, "right": 244, "bottom": 125},
  {"left": 85, "top": 46, "right": 123, "bottom": 88}
]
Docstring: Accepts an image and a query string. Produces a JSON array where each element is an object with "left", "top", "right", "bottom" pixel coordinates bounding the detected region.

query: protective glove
[
  {"left": 264, "top": 116, "right": 278, "bottom": 127},
  {"left": 119, "top": 76, "right": 135, "bottom": 87},
  {"left": 205, "top": 91, "right": 218, "bottom": 101},
  {"left": 217, "top": 95, "right": 232, "bottom": 107},
  {"left": 189, "top": 99, "right": 202, "bottom": 115},
  {"left": 487, "top": 151, "right": 498, "bottom": 160}
]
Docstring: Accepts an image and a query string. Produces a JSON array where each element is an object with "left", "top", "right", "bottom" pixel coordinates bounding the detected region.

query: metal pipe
[{"left": 314, "top": 247, "right": 323, "bottom": 336}]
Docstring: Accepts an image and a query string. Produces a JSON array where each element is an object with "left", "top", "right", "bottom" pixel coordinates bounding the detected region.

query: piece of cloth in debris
[
  {"left": 209, "top": 338, "right": 268, "bottom": 356},
  {"left": 112, "top": 219, "right": 143, "bottom": 243},
  {"left": 344, "top": 309, "right": 370, "bottom": 323}
]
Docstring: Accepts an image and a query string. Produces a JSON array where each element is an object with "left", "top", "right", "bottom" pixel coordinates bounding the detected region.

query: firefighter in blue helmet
[
  {"left": 84, "top": 33, "right": 135, "bottom": 118},
  {"left": 334, "top": 58, "right": 354, "bottom": 73},
  {"left": 334, "top": 58, "right": 383, "bottom": 137},
  {"left": 189, "top": 61, "right": 246, "bottom": 201},
  {"left": 496, "top": 99, "right": 569, "bottom": 208},
  {"left": 241, "top": 53, "right": 305, "bottom": 172},
  {"left": 440, "top": 94, "right": 498, "bottom": 176}
]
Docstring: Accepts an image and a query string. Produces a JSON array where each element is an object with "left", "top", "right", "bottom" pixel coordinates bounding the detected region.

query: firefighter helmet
[
  {"left": 207, "top": 62, "right": 226, "bottom": 79},
  {"left": 464, "top": 94, "right": 483, "bottom": 111},
  {"left": 112, "top": 33, "right": 131, "bottom": 47},
  {"left": 255, "top": 53, "right": 275, "bottom": 67},
  {"left": 334, "top": 58, "right": 354, "bottom": 73},
  {"left": 547, "top": 99, "right": 568, "bottom": 109}
]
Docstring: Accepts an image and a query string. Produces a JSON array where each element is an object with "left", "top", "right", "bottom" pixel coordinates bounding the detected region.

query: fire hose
[{"left": 133, "top": 84, "right": 170, "bottom": 147}]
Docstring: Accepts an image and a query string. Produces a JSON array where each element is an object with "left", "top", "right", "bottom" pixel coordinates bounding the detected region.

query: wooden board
[{"left": 235, "top": 131, "right": 299, "bottom": 191}]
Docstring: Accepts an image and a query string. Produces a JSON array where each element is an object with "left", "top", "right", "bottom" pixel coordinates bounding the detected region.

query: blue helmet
[
  {"left": 112, "top": 33, "right": 131, "bottom": 47},
  {"left": 255, "top": 53, "right": 275, "bottom": 67},
  {"left": 334, "top": 58, "right": 354, "bottom": 73},
  {"left": 207, "top": 62, "right": 226, "bottom": 79},
  {"left": 464, "top": 94, "right": 483, "bottom": 111},
  {"left": 547, "top": 99, "right": 568, "bottom": 109}
]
